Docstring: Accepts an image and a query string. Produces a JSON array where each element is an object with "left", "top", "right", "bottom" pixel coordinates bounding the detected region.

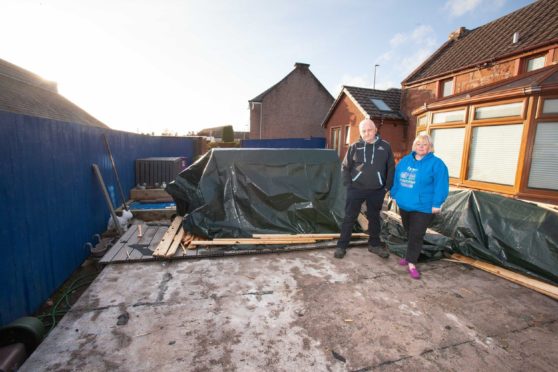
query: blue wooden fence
[
  {"left": 241, "top": 137, "right": 326, "bottom": 148},
  {"left": 0, "top": 111, "right": 195, "bottom": 326}
]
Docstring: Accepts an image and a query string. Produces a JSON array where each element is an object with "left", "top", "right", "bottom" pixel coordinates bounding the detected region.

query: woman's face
[{"left": 414, "top": 139, "right": 430, "bottom": 156}]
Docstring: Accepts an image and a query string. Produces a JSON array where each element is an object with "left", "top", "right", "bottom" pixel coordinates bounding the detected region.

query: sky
[{"left": 0, "top": 0, "right": 534, "bottom": 135}]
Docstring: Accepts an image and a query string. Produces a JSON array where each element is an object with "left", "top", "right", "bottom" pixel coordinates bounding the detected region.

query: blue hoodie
[{"left": 390, "top": 152, "right": 449, "bottom": 213}]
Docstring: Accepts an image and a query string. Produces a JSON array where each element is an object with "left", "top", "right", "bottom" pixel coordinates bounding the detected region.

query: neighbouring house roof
[
  {"left": 197, "top": 125, "right": 249, "bottom": 139},
  {"left": 413, "top": 63, "right": 558, "bottom": 115},
  {"left": 403, "top": 0, "right": 558, "bottom": 85},
  {"left": 249, "top": 62, "right": 333, "bottom": 103},
  {"left": 321, "top": 86, "right": 404, "bottom": 127},
  {"left": 0, "top": 58, "right": 108, "bottom": 128}
]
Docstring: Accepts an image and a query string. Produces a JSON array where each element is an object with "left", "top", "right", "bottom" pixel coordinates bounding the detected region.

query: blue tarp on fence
[
  {"left": 0, "top": 111, "right": 195, "bottom": 326},
  {"left": 241, "top": 137, "right": 326, "bottom": 149}
]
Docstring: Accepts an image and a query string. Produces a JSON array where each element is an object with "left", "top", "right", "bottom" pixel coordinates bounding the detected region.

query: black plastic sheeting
[
  {"left": 383, "top": 189, "right": 558, "bottom": 284},
  {"left": 166, "top": 148, "right": 345, "bottom": 238}
]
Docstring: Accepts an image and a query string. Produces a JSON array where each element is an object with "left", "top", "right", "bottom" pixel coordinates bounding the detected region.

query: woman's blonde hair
[{"left": 412, "top": 133, "right": 434, "bottom": 153}]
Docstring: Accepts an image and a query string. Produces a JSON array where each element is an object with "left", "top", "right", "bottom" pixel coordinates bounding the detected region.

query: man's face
[{"left": 359, "top": 122, "right": 377, "bottom": 143}]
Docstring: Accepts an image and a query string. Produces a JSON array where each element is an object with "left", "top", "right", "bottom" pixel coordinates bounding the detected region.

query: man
[{"left": 335, "top": 118, "right": 394, "bottom": 259}]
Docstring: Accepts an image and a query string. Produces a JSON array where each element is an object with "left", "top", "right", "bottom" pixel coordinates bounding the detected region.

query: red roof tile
[{"left": 404, "top": 0, "right": 558, "bottom": 85}]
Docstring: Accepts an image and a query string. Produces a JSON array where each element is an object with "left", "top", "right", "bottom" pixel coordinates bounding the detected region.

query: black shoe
[
  {"left": 368, "top": 244, "right": 389, "bottom": 259},
  {"left": 334, "top": 247, "right": 346, "bottom": 259}
]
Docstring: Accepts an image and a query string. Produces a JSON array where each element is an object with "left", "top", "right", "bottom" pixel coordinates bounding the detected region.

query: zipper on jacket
[
  {"left": 370, "top": 142, "right": 376, "bottom": 164},
  {"left": 377, "top": 171, "right": 383, "bottom": 185}
]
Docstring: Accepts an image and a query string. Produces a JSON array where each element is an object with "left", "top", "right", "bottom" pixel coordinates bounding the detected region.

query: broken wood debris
[
  {"left": 451, "top": 253, "right": 558, "bottom": 301},
  {"left": 152, "top": 221, "right": 368, "bottom": 255},
  {"left": 152, "top": 216, "right": 184, "bottom": 257},
  {"left": 188, "top": 233, "right": 368, "bottom": 247}
]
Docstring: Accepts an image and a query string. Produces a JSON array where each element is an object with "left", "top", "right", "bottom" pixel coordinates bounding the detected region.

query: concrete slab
[{"left": 21, "top": 247, "right": 558, "bottom": 371}]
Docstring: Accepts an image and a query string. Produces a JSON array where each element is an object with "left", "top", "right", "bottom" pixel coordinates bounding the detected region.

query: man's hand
[{"left": 432, "top": 207, "right": 441, "bottom": 214}]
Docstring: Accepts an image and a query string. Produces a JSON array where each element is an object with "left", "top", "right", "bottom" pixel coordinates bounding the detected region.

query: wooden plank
[
  {"left": 190, "top": 238, "right": 317, "bottom": 246},
  {"left": 143, "top": 226, "right": 168, "bottom": 260},
  {"left": 128, "top": 224, "right": 157, "bottom": 260},
  {"left": 129, "top": 208, "right": 176, "bottom": 222},
  {"left": 119, "top": 225, "right": 143, "bottom": 261},
  {"left": 130, "top": 188, "right": 173, "bottom": 201},
  {"left": 152, "top": 216, "right": 184, "bottom": 257},
  {"left": 164, "top": 227, "right": 185, "bottom": 257},
  {"left": 251, "top": 233, "right": 368, "bottom": 239},
  {"left": 451, "top": 253, "right": 558, "bottom": 300},
  {"left": 357, "top": 213, "right": 368, "bottom": 231},
  {"left": 99, "top": 225, "right": 137, "bottom": 264}
]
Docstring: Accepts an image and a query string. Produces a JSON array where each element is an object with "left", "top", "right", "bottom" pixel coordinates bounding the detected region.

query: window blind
[
  {"left": 528, "top": 122, "right": 558, "bottom": 190},
  {"left": 468, "top": 124, "right": 523, "bottom": 185},
  {"left": 431, "top": 128, "right": 465, "bottom": 178}
]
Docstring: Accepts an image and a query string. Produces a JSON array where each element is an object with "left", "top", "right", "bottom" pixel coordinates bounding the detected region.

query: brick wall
[
  {"left": 402, "top": 58, "right": 522, "bottom": 148},
  {"left": 249, "top": 65, "right": 333, "bottom": 139},
  {"left": 324, "top": 94, "right": 407, "bottom": 161}
]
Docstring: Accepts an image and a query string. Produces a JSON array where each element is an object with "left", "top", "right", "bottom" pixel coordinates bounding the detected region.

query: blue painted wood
[
  {"left": 241, "top": 137, "right": 326, "bottom": 149},
  {"left": 0, "top": 111, "right": 195, "bottom": 326}
]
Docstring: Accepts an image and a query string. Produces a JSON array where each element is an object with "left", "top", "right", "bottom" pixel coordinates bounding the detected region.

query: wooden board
[
  {"left": 251, "top": 233, "right": 368, "bottom": 239},
  {"left": 130, "top": 188, "right": 173, "bottom": 201},
  {"left": 164, "top": 227, "right": 185, "bottom": 257},
  {"left": 190, "top": 238, "right": 318, "bottom": 246},
  {"left": 152, "top": 216, "right": 184, "bottom": 257},
  {"left": 451, "top": 253, "right": 558, "bottom": 300},
  {"left": 99, "top": 224, "right": 167, "bottom": 264}
]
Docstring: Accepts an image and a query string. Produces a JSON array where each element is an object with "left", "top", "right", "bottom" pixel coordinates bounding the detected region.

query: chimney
[
  {"left": 294, "top": 62, "right": 310, "bottom": 69},
  {"left": 448, "top": 27, "right": 469, "bottom": 41}
]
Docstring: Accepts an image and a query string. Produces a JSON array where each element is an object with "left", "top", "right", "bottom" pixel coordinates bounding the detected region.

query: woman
[{"left": 390, "top": 134, "right": 449, "bottom": 279}]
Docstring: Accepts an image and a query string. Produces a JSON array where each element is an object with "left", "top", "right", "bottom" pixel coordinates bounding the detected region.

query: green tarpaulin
[{"left": 166, "top": 148, "right": 345, "bottom": 238}]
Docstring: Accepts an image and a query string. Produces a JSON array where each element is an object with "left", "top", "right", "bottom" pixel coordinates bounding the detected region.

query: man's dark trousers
[{"left": 337, "top": 186, "right": 386, "bottom": 248}]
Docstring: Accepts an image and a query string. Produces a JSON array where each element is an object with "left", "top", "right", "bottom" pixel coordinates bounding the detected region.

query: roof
[
  {"left": 321, "top": 86, "right": 404, "bottom": 127},
  {"left": 197, "top": 125, "right": 249, "bottom": 139},
  {"left": 414, "top": 63, "right": 558, "bottom": 114},
  {"left": 249, "top": 62, "right": 333, "bottom": 103},
  {"left": 403, "top": 0, "right": 558, "bottom": 85},
  {"left": 0, "top": 58, "right": 108, "bottom": 128}
]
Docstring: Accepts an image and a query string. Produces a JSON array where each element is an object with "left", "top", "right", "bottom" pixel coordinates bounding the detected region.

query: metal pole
[
  {"left": 92, "top": 164, "right": 124, "bottom": 235},
  {"left": 103, "top": 133, "right": 128, "bottom": 210},
  {"left": 373, "top": 64, "right": 379, "bottom": 89}
]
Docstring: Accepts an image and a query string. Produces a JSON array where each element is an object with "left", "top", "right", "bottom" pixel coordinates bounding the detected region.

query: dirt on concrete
[{"left": 20, "top": 247, "right": 558, "bottom": 371}]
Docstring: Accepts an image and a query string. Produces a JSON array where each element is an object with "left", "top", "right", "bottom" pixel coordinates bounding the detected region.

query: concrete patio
[{"left": 21, "top": 247, "right": 558, "bottom": 371}]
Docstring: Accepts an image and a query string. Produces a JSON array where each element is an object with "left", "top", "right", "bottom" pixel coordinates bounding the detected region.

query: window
[
  {"left": 371, "top": 99, "right": 392, "bottom": 111},
  {"left": 526, "top": 55, "right": 545, "bottom": 72},
  {"left": 417, "top": 115, "right": 428, "bottom": 126},
  {"left": 474, "top": 102, "right": 523, "bottom": 120},
  {"left": 431, "top": 128, "right": 465, "bottom": 178},
  {"left": 440, "top": 78, "right": 453, "bottom": 97},
  {"left": 467, "top": 124, "right": 523, "bottom": 185},
  {"left": 528, "top": 122, "right": 558, "bottom": 190},
  {"left": 331, "top": 127, "right": 341, "bottom": 155},
  {"left": 345, "top": 126, "right": 351, "bottom": 145},
  {"left": 432, "top": 109, "right": 465, "bottom": 124},
  {"left": 542, "top": 98, "right": 558, "bottom": 114}
]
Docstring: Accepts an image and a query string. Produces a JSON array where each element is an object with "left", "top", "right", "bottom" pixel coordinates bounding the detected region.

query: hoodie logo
[{"left": 378, "top": 146, "right": 385, "bottom": 151}]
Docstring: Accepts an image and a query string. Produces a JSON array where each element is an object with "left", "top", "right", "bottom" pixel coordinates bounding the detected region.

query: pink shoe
[
  {"left": 408, "top": 266, "right": 421, "bottom": 280},
  {"left": 399, "top": 258, "right": 408, "bottom": 266}
]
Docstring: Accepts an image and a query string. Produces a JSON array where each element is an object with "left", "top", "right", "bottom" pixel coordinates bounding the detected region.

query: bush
[{"left": 222, "top": 125, "right": 234, "bottom": 143}]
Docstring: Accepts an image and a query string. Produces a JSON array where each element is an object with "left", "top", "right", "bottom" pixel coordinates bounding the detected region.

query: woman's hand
[{"left": 432, "top": 207, "right": 441, "bottom": 214}]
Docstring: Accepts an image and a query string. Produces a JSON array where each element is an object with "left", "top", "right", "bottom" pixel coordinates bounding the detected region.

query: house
[
  {"left": 197, "top": 125, "right": 250, "bottom": 141},
  {"left": 400, "top": 0, "right": 558, "bottom": 204},
  {"left": 248, "top": 62, "right": 334, "bottom": 140},
  {"left": 321, "top": 86, "right": 407, "bottom": 161},
  {"left": 0, "top": 58, "right": 108, "bottom": 128}
]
